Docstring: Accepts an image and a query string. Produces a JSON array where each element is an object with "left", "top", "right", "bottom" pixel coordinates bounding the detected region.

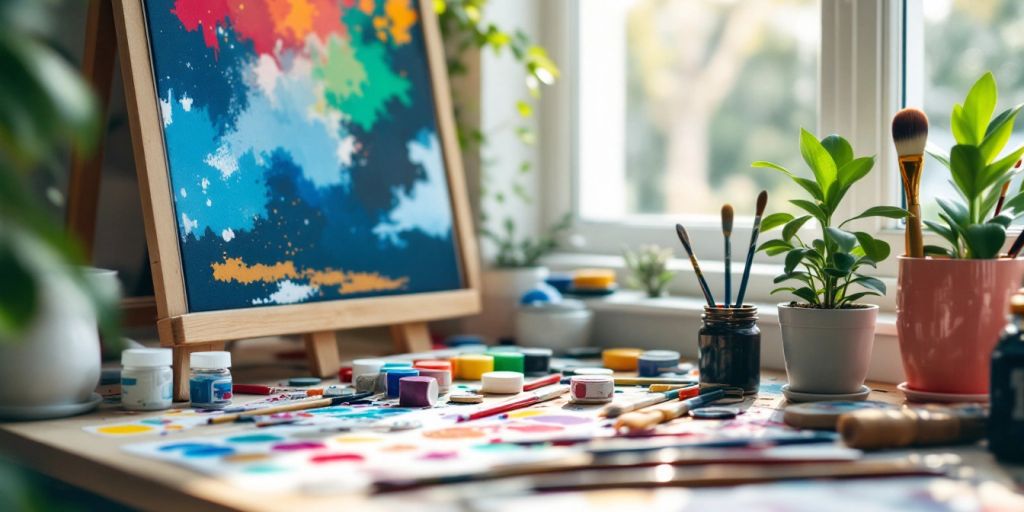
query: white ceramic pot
[
  {"left": 777, "top": 303, "right": 878, "bottom": 394},
  {"left": 462, "top": 266, "right": 549, "bottom": 341},
  {"left": 516, "top": 300, "right": 593, "bottom": 351},
  {"left": 0, "top": 269, "right": 111, "bottom": 411}
]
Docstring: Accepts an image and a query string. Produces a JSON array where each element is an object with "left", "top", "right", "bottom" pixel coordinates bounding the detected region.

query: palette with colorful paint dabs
[{"left": 121, "top": 376, "right": 804, "bottom": 495}]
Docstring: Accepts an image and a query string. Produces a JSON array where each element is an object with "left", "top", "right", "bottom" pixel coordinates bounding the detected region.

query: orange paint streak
[
  {"left": 212, "top": 257, "right": 298, "bottom": 284},
  {"left": 359, "top": 0, "right": 376, "bottom": 15},
  {"left": 210, "top": 257, "right": 408, "bottom": 295},
  {"left": 384, "top": 0, "right": 417, "bottom": 45}
]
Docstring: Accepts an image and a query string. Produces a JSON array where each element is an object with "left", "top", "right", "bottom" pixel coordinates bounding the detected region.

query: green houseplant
[
  {"left": 624, "top": 244, "right": 676, "bottom": 298},
  {"left": 754, "top": 129, "right": 909, "bottom": 399},
  {"left": 897, "top": 72, "right": 1024, "bottom": 397},
  {"left": 0, "top": 0, "right": 120, "bottom": 417}
]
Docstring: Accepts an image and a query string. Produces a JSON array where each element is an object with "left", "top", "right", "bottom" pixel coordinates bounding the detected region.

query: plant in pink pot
[{"left": 898, "top": 72, "right": 1024, "bottom": 400}]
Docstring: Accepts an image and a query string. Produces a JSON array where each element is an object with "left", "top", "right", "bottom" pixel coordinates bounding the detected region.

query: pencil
[
  {"left": 207, "top": 392, "right": 374, "bottom": 424},
  {"left": 523, "top": 374, "right": 562, "bottom": 392}
]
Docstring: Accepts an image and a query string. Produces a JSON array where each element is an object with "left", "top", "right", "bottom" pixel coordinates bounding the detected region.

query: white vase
[
  {"left": 778, "top": 303, "right": 878, "bottom": 394},
  {"left": 461, "top": 266, "right": 549, "bottom": 342},
  {"left": 0, "top": 269, "right": 110, "bottom": 411}
]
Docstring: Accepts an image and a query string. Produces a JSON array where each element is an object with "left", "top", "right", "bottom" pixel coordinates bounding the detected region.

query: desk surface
[{"left": 2, "top": 338, "right": 1024, "bottom": 512}]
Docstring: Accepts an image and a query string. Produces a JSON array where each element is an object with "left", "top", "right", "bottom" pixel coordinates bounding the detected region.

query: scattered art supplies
[
  {"left": 838, "top": 404, "right": 987, "bottom": 451},
  {"left": 189, "top": 351, "right": 233, "bottom": 409}
]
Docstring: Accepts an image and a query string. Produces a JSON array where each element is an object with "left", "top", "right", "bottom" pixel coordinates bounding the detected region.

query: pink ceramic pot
[{"left": 897, "top": 256, "right": 1024, "bottom": 394}]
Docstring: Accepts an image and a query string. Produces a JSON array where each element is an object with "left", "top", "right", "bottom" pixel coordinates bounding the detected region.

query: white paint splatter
[
  {"left": 180, "top": 93, "right": 193, "bottom": 112},
  {"left": 206, "top": 198, "right": 213, "bottom": 207},
  {"left": 201, "top": 177, "right": 210, "bottom": 191},
  {"left": 253, "top": 54, "right": 281, "bottom": 104},
  {"left": 205, "top": 145, "right": 239, "bottom": 178},
  {"left": 179, "top": 187, "right": 187, "bottom": 198},
  {"left": 181, "top": 213, "right": 198, "bottom": 235},
  {"left": 337, "top": 135, "right": 356, "bottom": 167},
  {"left": 373, "top": 132, "right": 453, "bottom": 245},
  {"left": 159, "top": 90, "right": 173, "bottom": 126},
  {"left": 251, "top": 280, "right": 317, "bottom": 305},
  {"left": 221, "top": 228, "right": 234, "bottom": 242}
]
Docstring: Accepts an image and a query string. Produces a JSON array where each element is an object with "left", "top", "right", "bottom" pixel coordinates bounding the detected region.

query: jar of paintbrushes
[{"left": 698, "top": 305, "right": 760, "bottom": 394}]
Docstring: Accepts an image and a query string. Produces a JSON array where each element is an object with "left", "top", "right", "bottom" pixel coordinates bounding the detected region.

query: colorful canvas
[{"left": 143, "top": 0, "right": 462, "bottom": 311}]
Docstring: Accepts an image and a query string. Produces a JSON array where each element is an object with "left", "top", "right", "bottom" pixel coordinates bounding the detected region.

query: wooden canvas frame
[{"left": 110, "top": 0, "right": 480, "bottom": 398}]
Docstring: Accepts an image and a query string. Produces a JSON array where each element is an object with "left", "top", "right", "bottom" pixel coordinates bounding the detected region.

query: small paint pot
[
  {"left": 491, "top": 352, "right": 525, "bottom": 373},
  {"left": 338, "top": 367, "right": 353, "bottom": 383},
  {"left": 516, "top": 300, "right": 592, "bottom": 351},
  {"left": 637, "top": 350, "right": 681, "bottom": 377},
  {"left": 414, "top": 360, "right": 452, "bottom": 372},
  {"left": 571, "top": 367, "right": 613, "bottom": 376},
  {"left": 481, "top": 371, "right": 525, "bottom": 394},
  {"left": 382, "top": 361, "right": 414, "bottom": 369},
  {"left": 455, "top": 354, "right": 494, "bottom": 380},
  {"left": 570, "top": 375, "right": 614, "bottom": 404},
  {"left": 521, "top": 348, "right": 553, "bottom": 375},
  {"left": 399, "top": 376, "right": 438, "bottom": 408},
  {"left": 417, "top": 368, "right": 452, "bottom": 395},
  {"left": 354, "top": 374, "right": 378, "bottom": 393},
  {"left": 385, "top": 368, "right": 419, "bottom": 398},
  {"left": 602, "top": 348, "right": 643, "bottom": 371}
]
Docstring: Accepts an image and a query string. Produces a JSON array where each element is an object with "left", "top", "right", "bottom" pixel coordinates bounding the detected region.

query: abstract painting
[{"left": 142, "top": 0, "right": 463, "bottom": 312}]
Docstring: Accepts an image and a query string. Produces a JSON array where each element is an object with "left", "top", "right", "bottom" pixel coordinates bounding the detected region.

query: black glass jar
[{"left": 698, "top": 305, "right": 760, "bottom": 394}]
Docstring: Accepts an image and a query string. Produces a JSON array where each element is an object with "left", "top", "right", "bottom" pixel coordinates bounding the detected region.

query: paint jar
[
  {"left": 990, "top": 291, "right": 1024, "bottom": 462},
  {"left": 515, "top": 299, "right": 592, "bottom": 351},
  {"left": 121, "top": 348, "right": 173, "bottom": 411},
  {"left": 189, "top": 351, "right": 232, "bottom": 409},
  {"left": 698, "top": 305, "right": 760, "bottom": 394}
]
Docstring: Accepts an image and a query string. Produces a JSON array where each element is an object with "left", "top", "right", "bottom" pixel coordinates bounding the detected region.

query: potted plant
[
  {"left": 0, "top": 0, "right": 120, "bottom": 418},
  {"left": 755, "top": 129, "right": 909, "bottom": 397},
  {"left": 624, "top": 244, "right": 676, "bottom": 298},
  {"left": 439, "top": 0, "right": 568, "bottom": 340},
  {"left": 898, "top": 72, "right": 1024, "bottom": 398}
]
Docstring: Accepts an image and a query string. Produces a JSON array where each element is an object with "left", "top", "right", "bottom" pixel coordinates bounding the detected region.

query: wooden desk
[{"left": 2, "top": 341, "right": 1023, "bottom": 511}]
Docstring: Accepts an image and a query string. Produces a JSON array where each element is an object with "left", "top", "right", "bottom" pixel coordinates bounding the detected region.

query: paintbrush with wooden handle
[
  {"left": 676, "top": 224, "right": 716, "bottom": 307},
  {"left": 734, "top": 191, "right": 767, "bottom": 307},
  {"left": 721, "top": 204, "right": 734, "bottom": 308},
  {"left": 892, "top": 108, "right": 929, "bottom": 258}
]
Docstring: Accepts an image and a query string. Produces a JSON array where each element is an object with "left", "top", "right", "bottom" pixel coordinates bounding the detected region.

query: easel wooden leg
[
  {"left": 390, "top": 322, "right": 433, "bottom": 353},
  {"left": 171, "top": 342, "right": 224, "bottom": 402},
  {"left": 303, "top": 331, "right": 341, "bottom": 378}
]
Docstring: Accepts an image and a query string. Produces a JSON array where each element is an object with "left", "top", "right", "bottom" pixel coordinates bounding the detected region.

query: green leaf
[
  {"left": 784, "top": 248, "right": 806, "bottom": 274},
  {"left": 836, "top": 156, "right": 874, "bottom": 191},
  {"left": 980, "top": 104, "right": 1023, "bottom": 162},
  {"left": 980, "top": 145, "right": 1024, "bottom": 195},
  {"left": 0, "top": 245, "right": 38, "bottom": 336},
  {"left": 989, "top": 213, "right": 1014, "bottom": 228},
  {"left": 923, "top": 220, "right": 959, "bottom": 248},
  {"left": 924, "top": 245, "right": 954, "bottom": 258},
  {"left": 515, "top": 100, "right": 533, "bottom": 118},
  {"left": 790, "top": 199, "right": 828, "bottom": 224},
  {"left": 962, "top": 72, "right": 998, "bottom": 145},
  {"left": 792, "top": 287, "right": 819, "bottom": 304},
  {"left": 852, "top": 275, "right": 886, "bottom": 295},
  {"left": 936, "top": 197, "right": 970, "bottom": 228},
  {"left": 927, "top": 144, "right": 951, "bottom": 169},
  {"left": 799, "top": 128, "right": 838, "bottom": 195},
  {"left": 950, "top": 144, "right": 985, "bottom": 199},
  {"left": 770, "top": 287, "right": 796, "bottom": 295},
  {"left": 774, "top": 272, "right": 812, "bottom": 285},
  {"left": 840, "top": 206, "right": 910, "bottom": 227},
  {"left": 793, "top": 178, "right": 825, "bottom": 202},
  {"left": 782, "top": 215, "right": 812, "bottom": 241},
  {"left": 833, "top": 252, "right": 856, "bottom": 272},
  {"left": 1002, "top": 190, "right": 1024, "bottom": 214},
  {"left": 757, "top": 239, "right": 793, "bottom": 255},
  {"left": 821, "top": 134, "right": 854, "bottom": 168},
  {"left": 854, "top": 231, "right": 891, "bottom": 262},
  {"left": 760, "top": 212, "right": 795, "bottom": 232},
  {"left": 964, "top": 223, "right": 1007, "bottom": 259},
  {"left": 825, "top": 227, "right": 857, "bottom": 252},
  {"left": 841, "top": 292, "right": 878, "bottom": 305},
  {"left": 952, "top": 103, "right": 972, "bottom": 145}
]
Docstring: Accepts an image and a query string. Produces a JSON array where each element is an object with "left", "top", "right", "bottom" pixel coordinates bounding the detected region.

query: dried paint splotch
[{"left": 145, "top": 0, "right": 461, "bottom": 311}]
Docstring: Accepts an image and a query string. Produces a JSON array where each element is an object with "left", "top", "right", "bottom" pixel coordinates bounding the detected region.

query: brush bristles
[
  {"left": 675, "top": 224, "right": 690, "bottom": 248},
  {"left": 892, "top": 108, "right": 929, "bottom": 157},
  {"left": 721, "top": 204, "right": 734, "bottom": 235},
  {"left": 755, "top": 191, "right": 767, "bottom": 217}
]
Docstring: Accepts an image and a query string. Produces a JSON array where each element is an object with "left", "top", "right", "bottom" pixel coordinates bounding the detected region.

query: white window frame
[{"left": 536, "top": 0, "right": 1023, "bottom": 312}]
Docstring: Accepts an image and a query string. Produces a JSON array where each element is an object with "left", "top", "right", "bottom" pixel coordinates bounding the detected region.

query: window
[
  {"left": 577, "top": 0, "right": 820, "bottom": 222},
  {"left": 544, "top": 0, "right": 1024, "bottom": 302},
  {"left": 913, "top": 0, "right": 1024, "bottom": 222}
]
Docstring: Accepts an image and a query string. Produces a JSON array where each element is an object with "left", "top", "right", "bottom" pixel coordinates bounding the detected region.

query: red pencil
[
  {"left": 522, "top": 374, "right": 562, "bottom": 392},
  {"left": 457, "top": 385, "right": 569, "bottom": 422}
]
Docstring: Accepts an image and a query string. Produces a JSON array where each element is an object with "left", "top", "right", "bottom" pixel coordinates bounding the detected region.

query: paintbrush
[
  {"left": 207, "top": 391, "right": 374, "bottom": 424},
  {"left": 601, "top": 386, "right": 689, "bottom": 418},
  {"left": 614, "top": 388, "right": 729, "bottom": 433},
  {"left": 734, "top": 190, "right": 767, "bottom": 307},
  {"left": 456, "top": 386, "right": 569, "bottom": 422},
  {"left": 1008, "top": 230, "right": 1024, "bottom": 258},
  {"left": 892, "top": 108, "right": 929, "bottom": 257},
  {"left": 560, "top": 376, "right": 698, "bottom": 386},
  {"left": 721, "top": 204, "right": 734, "bottom": 308},
  {"left": 675, "top": 224, "right": 716, "bottom": 307},
  {"left": 994, "top": 159, "right": 1022, "bottom": 217}
]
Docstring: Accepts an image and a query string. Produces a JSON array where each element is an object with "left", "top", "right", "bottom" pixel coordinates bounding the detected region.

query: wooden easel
[{"left": 67, "top": 0, "right": 441, "bottom": 400}]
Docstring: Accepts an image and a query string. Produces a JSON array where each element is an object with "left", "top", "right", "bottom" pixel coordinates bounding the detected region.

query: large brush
[
  {"left": 721, "top": 204, "right": 734, "bottom": 308},
  {"left": 734, "top": 191, "right": 767, "bottom": 308},
  {"left": 675, "top": 224, "right": 716, "bottom": 307},
  {"left": 892, "top": 108, "right": 929, "bottom": 258}
]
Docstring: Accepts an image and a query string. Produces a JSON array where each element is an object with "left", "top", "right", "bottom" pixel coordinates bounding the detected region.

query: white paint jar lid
[
  {"left": 190, "top": 351, "right": 231, "bottom": 369},
  {"left": 122, "top": 348, "right": 171, "bottom": 367}
]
